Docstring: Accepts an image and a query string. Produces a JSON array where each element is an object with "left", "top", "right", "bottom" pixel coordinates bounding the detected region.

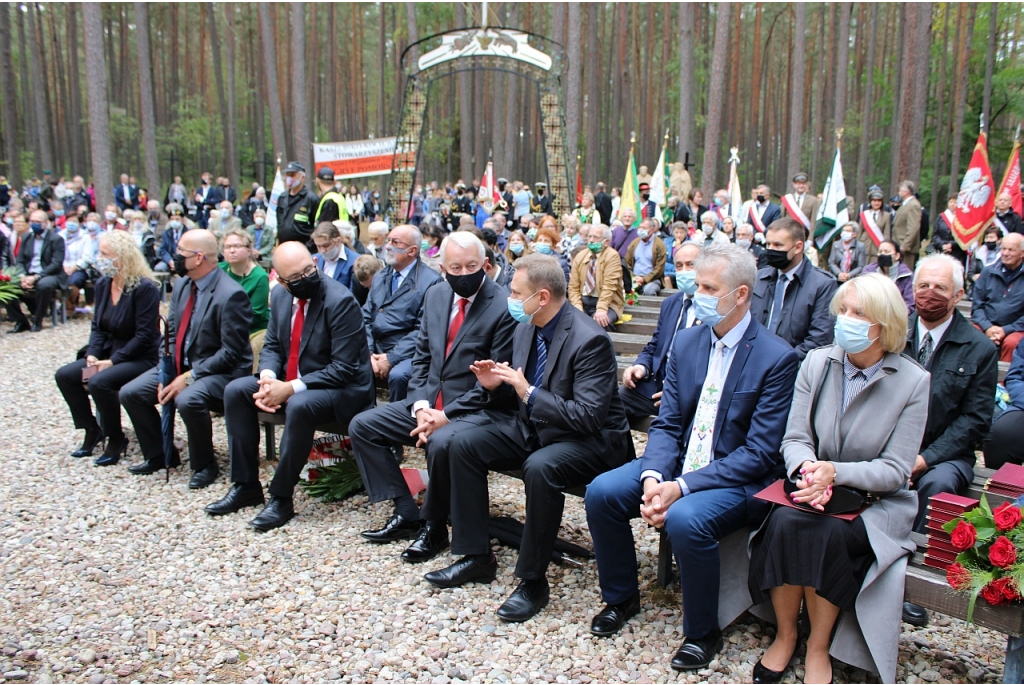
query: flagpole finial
[
  {"left": 663, "top": 129, "right": 670, "bottom": 145},
  {"left": 729, "top": 147, "right": 740, "bottom": 165},
  {"left": 1015, "top": 124, "right": 1021, "bottom": 143},
  {"left": 630, "top": 131, "right": 636, "bottom": 145},
  {"left": 276, "top": 157, "right": 282, "bottom": 166}
]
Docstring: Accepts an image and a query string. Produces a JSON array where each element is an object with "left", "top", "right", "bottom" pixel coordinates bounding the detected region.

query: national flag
[
  {"left": 953, "top": 131, "right": 996, "bottom": 250},
  {"left": 998, "top": 137, "right": 1021, "bottom": 217},
  {"left": 265, "top": 167, "right": 285, "bottom": 231},
  {"left": 814, "top": 144, "right": 849, "bottom": 250},
  {"left": 649, "top": 142, "right": 668, "bottom": 208},
  {"left": 619, "top": 145, "right": 642, "bottom": 227},
  {"left": 479, "top": 160, "right": 501, "bottom": 213},
  {"left": 575, "top": 157, "right": 583, "bottom": 207},
  {"left": 727, "top": 147, "right": 744, "bottom": 227}
]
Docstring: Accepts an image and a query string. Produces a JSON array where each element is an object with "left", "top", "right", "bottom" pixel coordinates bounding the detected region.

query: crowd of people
[{"left": 3, "top": 159, "right": 1024, "bottom": 683}]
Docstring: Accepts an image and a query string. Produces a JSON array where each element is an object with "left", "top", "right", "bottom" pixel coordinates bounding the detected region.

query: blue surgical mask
[
  {"left": 54, "top": 209, "right": 65, "bottom": 217},
  {"left": 507, "top": 291, "right": 540, "bottom": 324},
  {"left": 65, "top": 222, "right": 79, "bottom": 234},
  {"left": 535, "top": 243, "right": 553, "bottom": 255},
  {"left": 676, "top": 270, "right": 697, "bottom": 295},
  {"left": 692, "top": 287, "right": 738, "bottom": 327},
  {"left": 30, "top": 222, "right": 44, "bottom": 235},
  {"left": 834, "top": 315, "right": 878, "bottom": 354},
  {"left": 527, "top": 228, "right": 538, "bottom": 240},
  {"left": 637, "top": 229, "right": 649, "bottom": 239},
  {"left": 509, "top": 243, "right": 524, "bottom": 255},
  {"left": 713, "top": 197, "right": 723, "bottom": 207}
]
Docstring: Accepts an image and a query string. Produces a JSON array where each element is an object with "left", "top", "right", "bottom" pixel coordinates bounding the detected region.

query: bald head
[
  {"left": 1002, "top": 232, "right": 1024, "bottom": 270},
  {"left": 272, "top": 241, "right": 316, "bottom": 281},
  {"left": 997, "top": 192, "right": 1013, "bottom": 212},
  {"left": 180, "top": 228, "right": 218, "bottom": 258}
]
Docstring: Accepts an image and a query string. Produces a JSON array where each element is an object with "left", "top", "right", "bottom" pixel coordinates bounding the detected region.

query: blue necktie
[
  {"left": 531, "top": 331, "right": 547, "bottom": 387},
  {"left": 769, "top": 273, "right": 788, "bottom": 333},
  {"left": 391, "top": 271, "right": 401, "bottom": 294}
]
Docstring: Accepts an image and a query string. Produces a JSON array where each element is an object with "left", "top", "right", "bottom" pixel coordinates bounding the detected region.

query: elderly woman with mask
[{"left": 698, "top": 212, "right": 731, "bottom": 247}]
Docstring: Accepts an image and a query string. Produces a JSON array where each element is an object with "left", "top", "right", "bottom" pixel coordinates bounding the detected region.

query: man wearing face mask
[
  {"left": 120, "top": 229, "right": 253, "bottom": 486},
  {"left": 60, "top": 216, "right": 91, "bottom": 312},
  {"left": 311, "top": 222, "right": 359, "bottom": 290},
  {"left": 745, "top": 184, "right": 781, "bottom": 235},
  {"left": 362, "top": 224, "right": 442, "bottom": 401},
  {"left": 619, "top": 242, "right": 702, "bottom": 426},
  {"left": 751, "top": 218, "right": 838, "bottom": 360},
  {"left": 276, "top": 162, "right": 318, "bottom": 248},
  {"left": 5, "top": 210, "right": 66, "bottom": 332},
  {"left": 569, "top": 224, "right": 624, "bottom": 331},
  {"left": 531, "top": 181, "right": 554, "bottom": 217},
  {"left": 899, "top": 254, "right": 998, "bottom": 628},
  {"left": 626, "top": 218, "right": 667, "bottom": 296},
  {"left": 209, "top": 242, "right": 375, "bottom": 530},
  {"left": 735, "top": 223, "right": 767, "bottom": 268},
  {"left": 426, "top": 253, "right": 633, "bottom": 622},
  {"left": 972, "top": 232, "right": 1024, "bottom": 361},
  {"left": 207, "top": 200, "right": 241, "bottom": 240},
  {"left": 157, "top": 204, "right": 193, "bottom": 273},
  {"left": 698, "top": 213, "right": 731, "bottom": 247},
  {"left": 638, "top": 183, "right": 658, "bottom": 220},
  {"left": 350, "top": 231, "right": 517, "bottom": 558},
  {"left": 313, "top": 167, "right": 349, "bottom": 225},
  {"left": 779, "top": 173, "right": 820, "bottom": 236}
]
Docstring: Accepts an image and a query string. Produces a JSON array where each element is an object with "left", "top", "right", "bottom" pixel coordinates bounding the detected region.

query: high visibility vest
[{"left": 315, "top": 191, "right": 350, "bottom": 223}]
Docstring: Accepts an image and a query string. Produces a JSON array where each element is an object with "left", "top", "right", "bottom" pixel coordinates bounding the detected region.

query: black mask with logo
[{"left": 446, "top": 267, "right": 486, "bottom": 298}]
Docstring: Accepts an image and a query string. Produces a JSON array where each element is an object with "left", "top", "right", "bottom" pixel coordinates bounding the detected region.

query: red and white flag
[
  {"left": 859, "top": 209, "right": 884, "bottom": 247},
  {"left": 998, "top": 139, "right": 1022, "bottom": 217},
  {"left": 479, "top": 161, "right": 501, "bottom": 212},
  {"left": 953, "top": 132, "right": 996, "bottom": 250}
]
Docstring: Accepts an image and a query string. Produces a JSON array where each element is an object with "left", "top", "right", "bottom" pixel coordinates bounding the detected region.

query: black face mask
[
  {"left": 641, "top": 193, "right": 650, "bottom": 201},
  {"left": 285, "top": 269, "right": 321, "bottom": 301},
  {"left": 446, "top": 267, "right": 486, "bottom": 298},
  {"left": 877, "top": 254, "right": 893, "bottom": 269},
  {"left": 765, "top": 248, "right": 793, "bottom": 271},
  {"left": 756, "top": 195, "right": 766, "bottom": 203},
  {"left": 172, "top": 253, "right": 190, "bottom": 277},
  {"left": 986, "top": 241, "right": 999, "bottom": 250}
]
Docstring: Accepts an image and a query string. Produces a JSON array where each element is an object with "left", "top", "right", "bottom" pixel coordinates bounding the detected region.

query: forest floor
[{"left": 0, "top": 317, "right": 1009, "bottom": 684}]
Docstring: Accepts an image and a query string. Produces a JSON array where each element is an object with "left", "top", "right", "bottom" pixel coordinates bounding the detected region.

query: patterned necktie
[
  {"left": 769, "top": 273, "right": 788, "bottom": 332},
  {"left": 286, "top": 300, "right": 307, "bottom": 381},
  {"left": 683, "top": 341, "right": 726, "bottom": 474},
  {"left": 918, "top": 332, "right": 933, "bottom": 366},
  {"left": 531, "top": 331, "right": 548, "bottom": 387},
  {"left": 175, "top": 282, "right": 198, "bottom": 374},
  {"left": 585, "top": 255, "right": 597, "bottom": 295}
]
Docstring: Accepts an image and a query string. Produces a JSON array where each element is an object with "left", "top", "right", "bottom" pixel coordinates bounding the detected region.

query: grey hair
[
  {"left": 591, "top": 223, "right": 612, "bottom": 241},
  {"left": 512, "top": 253, "right": 567, "bottom": 299},
  {"left": 701, "top": 211, "right": 720, "bottom": 228},
  {"left": 695, "top": 242, "right": 756, "bottom": 293},
  {"left": 900, "top": 180, "right": 916, "bottom": 194},
  {"left": 336, "top": 222, "right": 356, "bottom": 242},
  {"left": 368, "top": 220, "right": 390, "bottom": 237},
  {"left": 914, "top": 253, "right": 965, "bottom": 293},
  {"left": 440, "top": 230, "right": 485, "bottom": 262}
]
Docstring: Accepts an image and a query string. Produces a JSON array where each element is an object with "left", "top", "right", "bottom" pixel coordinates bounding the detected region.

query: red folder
[
  {"left": 923, "top": 555, "right": 953, "bottom": 571},
  {"left": 754, "top": 479, "right": 867, "bottom": 521},
  {"left": 990, "top": 463, "right": 1024, "bottom": 490},
  {"left": 928, "top": 492, "right": 980, "bottom": 515}
]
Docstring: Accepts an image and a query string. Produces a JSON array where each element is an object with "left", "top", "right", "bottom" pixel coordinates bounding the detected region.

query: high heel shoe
[
  {"left": 94, "top": 435, "right": 129, "bottom": 467},
  {"left": 71, "top": 426, "right": 104, "bottom": 458},
  {"left": 752, "top": 658, "right": 786, "bottom": 684}
]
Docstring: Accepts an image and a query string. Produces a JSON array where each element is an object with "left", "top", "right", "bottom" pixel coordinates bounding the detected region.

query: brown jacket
[
  {"left": 625, "top": 236, "right": 667, "bottom": 285},
  {"left": 569, "top": 245, "right": 624, "bottom": 318},
  {"left": 893, "top": 196, "right": 922, "bottom": 266},
  {"left": 857, "top": 209, "right": 891, "bottom": 263}
]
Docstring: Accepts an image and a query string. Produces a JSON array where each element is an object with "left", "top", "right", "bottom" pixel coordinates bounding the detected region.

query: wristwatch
[
  {"left": 184, "top": 371, "right": 195, "bottom": 386},
  {"left": 522, "top": 385, "right": 536, "bottom": 404}
]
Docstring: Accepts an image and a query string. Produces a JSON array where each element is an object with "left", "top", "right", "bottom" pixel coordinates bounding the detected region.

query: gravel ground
[{"left": 0, "top": 318, "right": 1011, "bottom": 684}]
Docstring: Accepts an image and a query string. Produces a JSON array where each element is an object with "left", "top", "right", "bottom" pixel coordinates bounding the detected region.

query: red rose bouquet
[
  {"left": 0, "top": 267, "right": 24, "bottom": 304},
  {"left": 943, "top": 496, "right": 1024, "bottom": 621},
  {"left": 298, "top": 435, "right": 364, "bottom": 502}
]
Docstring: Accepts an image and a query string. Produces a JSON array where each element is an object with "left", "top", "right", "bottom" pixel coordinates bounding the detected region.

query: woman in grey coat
[
  {"left": 828, "top": 222, "right": 869, "bottom": 282},
  {"left": 748, "top": 273, "right": 930, "bottom": 684}
]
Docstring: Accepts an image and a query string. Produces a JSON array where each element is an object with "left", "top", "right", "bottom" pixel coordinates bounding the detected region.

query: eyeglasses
[
  {"left": 276, "top": 264, "right": 316, "bottom": 286},
  {"left": 386, "top": 237, "right": 412, "bottom": 249},
  {"left": 223, "top": 244, "right": 249, "bottom": 252},
  {"left": 176, "top": 248, "right": 199, "bottom": 258}
]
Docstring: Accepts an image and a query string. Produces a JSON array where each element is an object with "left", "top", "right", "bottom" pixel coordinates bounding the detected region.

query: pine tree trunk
[
  {"left": 82, "top": 3, "right": 113, "bottom": 210},
  {"left": 896, "top": 3, "right": 933, "bottom": 186},
  {"left": 26, "top": 3, "right": 52, "bottom": 174},
  {"left": 855, "top": 3, "right": 878, "bottom": 199},
  {"left": 948, "top": 4, "right": 978, "bottom": 197},
  {"left": 748, "top": 3, "right": 763, "bottom": 160},
  {"left": 170, "top": 4, "right": 179, "bottom": 121},
  {"left": 67, "top": 4, "right": 86, "bottom": 171},
  {"left": 259, "top": 4, "right": 287, "bottom": 163},
  {"left": 678, "top": 3, "right": 696, "bottom": 170},
  {"left": 890, "top": 5, "right": 907, "bottom": 192},
  {"left": 833, "top": 3, "right": 852, "bottom": 131},
  {"left": 983, "top": 4, "right": 997, "bottom": 130},
  {"left": 0, "top": 5, "right": 19, "bottom": 188},
  {"left": 377, "top": 4, "right": 385, "bottom": 137},
  {"left": 223, "top": 4, "right": 239, "bottom": 185},
  {"left": 584, "top": 2, "right": 600, "bottom": 184},
  {"left": 565, "top": 2, "right": 582, "bottom": 181},
  {"left": 290, "top": 3, "right": 312, "bottom": 179},
  {"left": 727, "top": 7, "right": 741, "bottom": 150},
  {"left": 205, "top": 4, "right": 231, "bottom": 182},
  {"left": 133, "top": 3, "right": 160, "bottom": 194},
  {"left": 250, "top": 7, "right": 266, "bottom": 186},
  {"left": 930, "top": 6, "right": 951, "bottom": 219},
  {"left": 787, "top": 4, "right": 806, "bottom": 184},
  {"left": 406, "top": 4, "right": 419, "bottom": 67},
  {"left": 700, "top": 3, "right": 731, "bottom": 195}
]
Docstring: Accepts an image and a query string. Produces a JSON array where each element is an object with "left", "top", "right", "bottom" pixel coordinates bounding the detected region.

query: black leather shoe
[
  {"left": 902, "top": 601, "right": 929, "bottom": 627},
  {"left": 360, "top": 514, "right": 424, "bottom": 543},
  {"left": 424, "top": 555, "right": 498, "bottom": 588},
  {"left": 402, "top": 521, "right": 449, "bottom": 563},
  {"left": 9, "top": 321, "right": 30, "bottom": 333},
  {"left": 188, "top": 463, "right": 220, "bottom": 489},
  {"left": 497, "top": 578, "right": 550, "bottom": 622},
  {"left": 71, "top": 426, "right": 104, "bottom": 457},
  {"left": 93, "top": 436, "right": 129, "bottom": 467},
  {"left": 128, "top": 451, "right": 182, "bottom": 474},
  {"left": 249, "top": 496, "right": 295, "bottom": 531},
  {"left": 590, "top": 593, "right": 641, "bottom": 637},
  {"left": 670, "top": 628, "right": 724, "bottom": 671},
  {"left": 30, "top": 323, "right": 42, "bottom": 332},
  {"left": 206, "top": 484, "right": 265, "bottom": 515},
  {"left": 752, "top": 658, "right": 786, "bottom": 684}
]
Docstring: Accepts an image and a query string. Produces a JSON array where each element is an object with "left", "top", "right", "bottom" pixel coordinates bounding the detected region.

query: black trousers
[
  {"left": 120, "top": 366, "right": 236, "bottom": 471},
  {"left": 223, "top": 376, "right": 340, "bottom": 498},
  {"left": 581, "top": 296, "right": 619, "bottom": 331},
  {"left": 984, "top": 410, "right": 1024, "bottom": 470},
  {"left": 348, "top": 403, "right": 496, "bottom": 522},
  {"left": 617, "top": 379, "right": 660, "bottom": 425},
  {"left": 5, "top": 274, "right": 61, "bottom": 327},
  {"left": 55, "top": 357, "right": 156, "bottom": 441},
  {"left": 446, "top": 423, "right": 607, "bottom": 580},
  {"left": 911, "top": 459, "right": 974, "bottom": 533}
]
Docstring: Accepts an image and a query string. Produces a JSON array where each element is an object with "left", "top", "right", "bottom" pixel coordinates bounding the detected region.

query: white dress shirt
[
  {"left": 260, "top": 298, "right": 311, "bottom": 394},
  {"left": 411, "top": 291, "right": 479, "bottom": 417}
]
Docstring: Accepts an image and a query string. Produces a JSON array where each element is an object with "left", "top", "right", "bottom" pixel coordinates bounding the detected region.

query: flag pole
[{"left": 835, "top": 128, "right": 844, "bottom": 151}]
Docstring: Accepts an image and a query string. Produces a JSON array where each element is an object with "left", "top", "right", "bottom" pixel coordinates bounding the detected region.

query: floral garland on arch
[{"left": 943, "top": 494, "right": 1024, "bottom": 622}]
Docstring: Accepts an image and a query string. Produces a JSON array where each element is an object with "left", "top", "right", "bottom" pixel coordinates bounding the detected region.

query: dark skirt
[{"left": 748, "top": 505, "right": 875, "bottom": 612}]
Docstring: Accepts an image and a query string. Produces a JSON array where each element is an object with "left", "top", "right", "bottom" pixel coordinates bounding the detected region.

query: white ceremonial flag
[
  {"left": 814, "top": 145, "right": 849, "bottom": 250},
  {"left": 265, "top": 168, "right": 285, "bottom": 231}
]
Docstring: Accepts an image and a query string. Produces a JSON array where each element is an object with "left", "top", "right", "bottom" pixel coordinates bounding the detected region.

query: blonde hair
[
  {"left": 221, "top": 227, "right": 254, "bottom": 249},
  {"left": 830, "top": 273, "right": 908, "bottom": 353},
  {"left": 100, "top": 230, "right": 155, "bottom": 292}
]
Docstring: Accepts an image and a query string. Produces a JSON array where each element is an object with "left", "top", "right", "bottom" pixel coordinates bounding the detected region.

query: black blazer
[
  {"left": 17, "top": 230, "right": 67, "bottom": 286},
  {"left": 168, "top": 267, "right": 253, "bottom": 380},
  {"left": 259, "top": 276, "right": 376, "bottom": 424},
  {"left": 86, "top": 277, "right": 161, "bottom": 365},
  {"left": 751, "top": 257, "right": 837, "bottom": 360},
  {"left": 496, "top": 301, "right": 634, "bottom": 467},
  {"left": 405, "top": 276, "right": 518, "bottom": 419}
]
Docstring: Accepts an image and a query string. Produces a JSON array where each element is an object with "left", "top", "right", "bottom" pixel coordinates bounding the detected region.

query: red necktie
[
  {"left": 286, "top": 300, "right": 307, "bottom": 381},
  {"left": 175, "top": 283, "right": 198, "bottom": 374},
  {"left": 13, "top": 235, "right": 20, "bottom": 257},
  {"left": 437, "top": 298, "right": 469, "bottom": 409}
]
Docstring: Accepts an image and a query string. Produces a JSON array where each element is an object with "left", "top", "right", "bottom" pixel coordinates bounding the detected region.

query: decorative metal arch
[{"left": 384, "top": 27, "right": 571, "bottom": 225}]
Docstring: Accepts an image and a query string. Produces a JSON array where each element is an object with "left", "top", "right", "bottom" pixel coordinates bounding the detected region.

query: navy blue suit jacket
[
  {"left": 634, "top": 291, "right": 694, "bottom": 384},
  {"left": 362, "top": 258, "right": 442, "bottom": 365},
  {"left": 158, "top": 225, "right": 188, "bottom": 266},
  {"left": 314, "top": 245, "right": 360, "bottom": 290},
  {"left": 747, "top": 202, "right": 781, "bottom": 229},
  {"left": 641, "top": 315, "right": 799, "bottom": 499}
]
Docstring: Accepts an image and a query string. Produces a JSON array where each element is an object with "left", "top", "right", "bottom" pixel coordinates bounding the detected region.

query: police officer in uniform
[
  {"left": 314, "top": 167, "right": 349, "bottom": 225},
  {"left": 277, "top": 162, "right": 318, "bottom": 248},
  {"left": 531, "top": 181, "right": 554, "bottom": 216},
  {"left": 451, "top": 183, "right": 473, "bottom": 220}
]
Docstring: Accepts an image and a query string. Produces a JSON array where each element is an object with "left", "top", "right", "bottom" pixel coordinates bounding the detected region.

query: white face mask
[
  {"left": 220, "top": 208, "right": 231, "bottom": 219},
  {"left": 841, "top": 231, "right": 854, "bottom": 242},
  {"left": 702, "top": 223, "right": 715, "bottom": 235},
  {"left": 254, "top": 216, "right": 265, "bottom": 226},
  {"left": 105, "top": 211, "right": 117, "bottom": 221}
]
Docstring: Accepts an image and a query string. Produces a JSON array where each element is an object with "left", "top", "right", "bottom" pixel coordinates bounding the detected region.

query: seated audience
[
  {"left": 362, "top": 224, "right": 442, "bottom": 401},
  {"left": 207, "top": 199, "right": 241, "bottom": 238},
  {"left": 568, "top": 224, "right": 624, "bottom": 331},
  {"left": 971, "top": 232, "right": 1024, "bottom": 361},
  {"left": 351, "top": 254, "right": 383, "bottom": 306},
  {"left": 425, "top": 254, "right": 634, "bottom": 623},
  {"left": 751, "top": 218, "right": 838, "bottom": 360},
  {"left": 245, "top": 208, "right": 276, "bottom": 261},
  {"left": 208, "top": 242, "right": 376, "bottom": 530},
  {"left": 157, "top": 204, "right": 194, "bottom": 273},
  {"left": 625, "top": 218, "right": 666, "bottom": 296},
  {"left": 995, "top": 191, "right": 1023, "bottom": 236},
  {"left": 126, "top": 210, "right": 159, "bottom": 268},
  {"left": 863, "top": 240, "right": 914, "bottom": 313},
  {"left": 60, "top": 215, "right": 95, "bottom": 311},
  {"left": 54, "top": 231, "right": 160, "bottom": 464},
  {"left": 985, "top": 343, "right": 1024, "bottom": 469},
  {"left": 697, "top": 212, "right": 731, "bottom": 247},
  {"left": 828, "top": 222, "right": 868, "bottom": 282},
  {"left": 219, "top": 228, "right": 270, "bottom": 335},
  {"left": 585, "top": 243, "right": 798, "bottom": 673},
  {"left": 748, "top": 273, "right": 928, "bottom": 684},
  {"left": 663, "top": 221, "right": 689, "bottom": 286},
  {"left": 971, "top": 226, "right": 1003, "bottom": 282},
  {"left": 5, "top": 209, "right": 66, "bottom": 333},
  {"left": 504, "top": 229, "right": 531, "bottom": 263},
  {"left": 120, "top": 229, "right": 253, "bottom": 486},
  {"left": 365, "top": 220, "right": 390, "bottom": 260},
  {"left": 311, "top": 221, "right": 359, "bottom": 290},
  {"left": 736, "top": 222, "right": 768, "bottom": 268},
  {"left": 610, "top": 207, "right": 639, "bottom": 258}
]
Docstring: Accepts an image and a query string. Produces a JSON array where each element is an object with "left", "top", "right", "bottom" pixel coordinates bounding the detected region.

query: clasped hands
[
  {"left": 789, "top": 460, "right": 837, "bottom": 511},
  {"left": 469, "top": 359, "right": 530, "bottom": 398},
  {"left": 252, "top": 376, "right": 295, "bottom": 413},
  {"left": 640, "top": 478, "right": 682, "bottom": 528}
]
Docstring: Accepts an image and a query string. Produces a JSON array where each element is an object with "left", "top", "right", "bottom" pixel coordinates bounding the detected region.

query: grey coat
[
  {"left": 758, "top": 346, "right": 930, "bottom": 682},
  {"left": 828, "top": 238, "right": 868, "bottom": 278}
]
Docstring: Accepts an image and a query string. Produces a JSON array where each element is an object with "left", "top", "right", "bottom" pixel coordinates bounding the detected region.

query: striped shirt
[{"left": 841, "top": 354, "right": 885, "bottom": 413}]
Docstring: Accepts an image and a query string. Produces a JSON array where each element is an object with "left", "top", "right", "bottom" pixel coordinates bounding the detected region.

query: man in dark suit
[
  {"left": 902, "top": 254, "right": 999, "bottom": 627},
  {"left": 207, "top": 242, "right": 376, "bottom": 530},
  {"left": 619, "top": 242, "right": 700, "bottom": 425},
  {"left": 311, "top": 222, "right": 360, "bottom": 290},
  {"left": 735, "top": 223, "right": 767, "bottom": 268},
  {"left": 5, "top": 209, "right": 66, "bottom": 332},
  {"left": 594, "top": 182, "right": 613, "bottom": 226},
  {"left": 156, "top": 204, "right": 190, "bottom": 273},
  {"left": 745, "top": 184, "right": 781, "bottom": 234},
  {"left": 120, "top": 229, "right": 253, "bottom": 486},
  {"left": 114, "top": 173, "right": 139, "bottom": 211},
  {"left": 423, "top": 254, "right": 634, "bottom": 623},
  {"left": 363, "top": 224, "right": 443, "bottom": 400},
  {"left": 584, "top": 243, "right": 799, "bottom": 671},
  {"left": 217, "top": 177, "right": 238, "bottom": 206},
  {"left": 751, "top": 217, "right": 838, "bottom": 360},
  {"left": 350, "top": 232, "right": 517, "bottom": 561},
  {"left": 193, "top": 172, "right": 219, "bottom": 229}
]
